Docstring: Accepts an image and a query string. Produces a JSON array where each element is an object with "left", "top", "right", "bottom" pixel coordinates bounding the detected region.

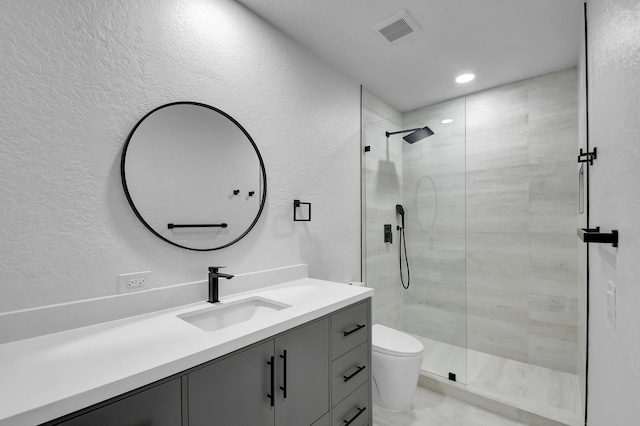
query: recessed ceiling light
[
  {"left": 441, "top": 119, "right": 454, "bottom": 124},
  {"left": 455, "top": 73, "right": 475, "bottom": 84}
]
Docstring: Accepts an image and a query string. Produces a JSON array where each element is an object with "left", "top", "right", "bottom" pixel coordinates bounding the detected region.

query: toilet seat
[{"left": 372, "top": 324, "right": 423, "bottom": 357}]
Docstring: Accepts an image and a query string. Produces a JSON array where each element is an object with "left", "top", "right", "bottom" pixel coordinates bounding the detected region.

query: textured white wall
[
  {"left": 0, "top": 0, "right": 361, "bottom": 313},
  {"left": 586, "top": 0, "right": 640, "bottom": 424}
]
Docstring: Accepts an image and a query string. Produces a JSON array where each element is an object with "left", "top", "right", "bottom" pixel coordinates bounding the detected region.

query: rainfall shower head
[
  {"left": 385, "top": 126, "right": 435, "bottom": 144},
  {"left": 403, "top": 126, "right": 434, "bottom": 143}
]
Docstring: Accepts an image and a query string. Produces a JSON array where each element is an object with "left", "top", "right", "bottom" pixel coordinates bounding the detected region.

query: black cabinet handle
[
  {"left": 343, "top": 324, "right": 366, "bottom": 337},
  {"left": 343, "top": 406, "right": 366, "bottom": 425},
  {"left": 343, "top": 365, "right": 366, "bottom": 382},
  {"left": 279, "top": 350, "right": 287, "bottom": 398},
  {"left": 267, "top": 356, "right": 275, "bottom": 407}
]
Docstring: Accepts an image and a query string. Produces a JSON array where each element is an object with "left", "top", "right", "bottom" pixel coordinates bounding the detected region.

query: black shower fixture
[
  {"left": 395, "top": 203, "right": 410, "bottom": 290},
  {"left": 396, "top": 204, "right": 405, "bottom": 228},
  {"left": 386, "top": 126, "right": 435, "bottom": 143}
]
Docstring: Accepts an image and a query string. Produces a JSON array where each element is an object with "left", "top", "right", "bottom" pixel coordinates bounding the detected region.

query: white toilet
[{"left": 371, "top": 324, "right": 424, "bottom": 411}]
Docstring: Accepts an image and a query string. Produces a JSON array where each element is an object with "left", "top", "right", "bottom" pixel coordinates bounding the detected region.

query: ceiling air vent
[{"left": 372, "top": 10, "right": 421, "bottom": 44}]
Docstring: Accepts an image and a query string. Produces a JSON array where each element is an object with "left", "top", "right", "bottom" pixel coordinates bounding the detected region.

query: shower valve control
[{"left": 384, "top": 224, "right": 393, "bottom": 244}]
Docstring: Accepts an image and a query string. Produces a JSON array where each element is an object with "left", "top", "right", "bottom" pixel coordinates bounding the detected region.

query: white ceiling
[{"left": 235, "top": 0, "right": 583, "bottom": 112}]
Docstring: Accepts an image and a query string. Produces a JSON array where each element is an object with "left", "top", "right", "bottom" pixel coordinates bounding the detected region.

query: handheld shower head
[{"left": 396, "top": 204, "right": 405, "bottom": 228}]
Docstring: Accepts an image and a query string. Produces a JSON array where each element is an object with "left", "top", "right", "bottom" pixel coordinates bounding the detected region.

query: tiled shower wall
[{"left": 402, "top": 68, "right": 579, "bottom": 373}]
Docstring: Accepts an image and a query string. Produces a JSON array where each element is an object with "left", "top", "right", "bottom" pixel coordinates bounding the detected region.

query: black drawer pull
[
  {"left": 343, "top": 324, "right": 366, "bottom": 336},
  {"left": 343, "top": 406, "right": 366, "bottom": 425},
  {"left": 343, "top": 365, "right": 366, "bottom": 382},
  {"left": 267, "top": 356, "right": 275, "bottom": 407}
]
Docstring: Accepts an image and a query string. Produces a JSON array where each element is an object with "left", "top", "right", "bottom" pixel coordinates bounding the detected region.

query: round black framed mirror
[{"left": 121, "top": 101, "right": 267, "bottom": 251}]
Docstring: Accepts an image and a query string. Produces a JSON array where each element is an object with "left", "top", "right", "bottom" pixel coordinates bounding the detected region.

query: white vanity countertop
[{"left": 0, "top": 278, "right": 373, "bottom": 425}]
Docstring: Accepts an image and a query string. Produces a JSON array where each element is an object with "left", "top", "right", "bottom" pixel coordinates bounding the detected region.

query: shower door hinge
[{"left": 577, "top": 147, "right": 597, "bottom": 165}]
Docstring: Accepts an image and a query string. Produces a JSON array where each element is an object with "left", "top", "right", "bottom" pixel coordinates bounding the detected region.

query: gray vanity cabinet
[
  {"left": 275, "top": 318, "right": 330, "bottom": 426},
  {"left": 45, "top": 299, "right": 371, "bottom": 426},
  {"left": 188, "top": 340, "right": 276, "bottom": 426},
  {"left": 330, "top": 301, "right": 371, "bottom": 426},
  {"left": 188, "top": 318, "right": 330, "bottom": 426},
  {"left": 52, "top": 378, "right": 182, "bottom": 426}
]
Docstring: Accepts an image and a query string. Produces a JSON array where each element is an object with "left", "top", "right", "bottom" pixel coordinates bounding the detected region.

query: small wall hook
[
  {"left": 248, "top": 191, "right": 255, "bottom": 197},
  {"left": 233, "top": 189, "right": 240, "bottom": 195}
]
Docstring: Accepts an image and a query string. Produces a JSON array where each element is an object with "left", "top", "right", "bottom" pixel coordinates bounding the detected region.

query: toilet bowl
[{"left": 371, "top": 324, "right": 424, "bottom": 412}]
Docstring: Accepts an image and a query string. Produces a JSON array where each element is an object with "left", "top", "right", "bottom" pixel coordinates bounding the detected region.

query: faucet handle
[{"left": 208, "top": 266, "right": 226, "bottom": 273}]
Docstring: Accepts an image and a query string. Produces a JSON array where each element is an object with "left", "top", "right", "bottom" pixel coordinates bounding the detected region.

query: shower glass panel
[
  {"left": 402, "top": 99, "right": 467, "bottom": 383},
  {"left": 362, "top": 87, "right": 468, "bottom": 383},
  {"left": 363, "top": 68, "right": 580, "bottom": 407},
  {"left": 362, "top": 98, "right": 404, "bottom": 332}
]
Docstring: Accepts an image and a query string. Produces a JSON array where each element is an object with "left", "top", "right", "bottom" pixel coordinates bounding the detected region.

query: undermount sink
[{"left": 178, "top": 297, "right": 291, "bottom": 332}]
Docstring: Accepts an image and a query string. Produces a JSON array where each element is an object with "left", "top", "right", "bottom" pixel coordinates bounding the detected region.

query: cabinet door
[
  {"left": 56, "top": 378, "right": 182, "bottom": 426},
  {"left": 275, "top": 318, "right": 329, "bottom": 426},
  {"left": 188, "top": 340, "right": 275, "bottom": 426}
]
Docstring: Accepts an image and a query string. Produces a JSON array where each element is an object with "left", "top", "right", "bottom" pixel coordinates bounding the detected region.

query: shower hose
[{"left": 398, "top": 225, "right": 410, "bottom": 289}]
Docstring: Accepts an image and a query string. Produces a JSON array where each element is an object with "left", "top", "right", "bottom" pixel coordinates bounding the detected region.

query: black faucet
[{"left": 208, "top": 266, "right": 234, "bottom": 303}]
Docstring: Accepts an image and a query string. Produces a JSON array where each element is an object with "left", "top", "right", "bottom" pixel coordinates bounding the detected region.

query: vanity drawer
[
  {"left": 332, "top": 342, "right": 369, "bottom": 406},
  {"left": 331, "top": 383, "right": 369, "bottom": 426},
  {"left": 332, "top": 301, "right": 369, "bottom": 360}
]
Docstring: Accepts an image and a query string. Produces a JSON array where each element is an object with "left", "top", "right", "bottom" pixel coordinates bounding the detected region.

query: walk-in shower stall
[{"left": 362, "top": 67, "right": 584, "bottom": 422}]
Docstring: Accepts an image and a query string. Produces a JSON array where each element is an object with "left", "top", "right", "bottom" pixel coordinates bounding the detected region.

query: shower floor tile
[
  {"left": 411, "top": 333, "right": 468, "bottom": 383},
  {"left": 408, "top": 335, "right": 582, "bottom": 425},
  {"left": 373, "top": 385, "right": 527, "bottom": 426},
  {"left": 467, "top": 350, "right": 582, "bottom": 425}
]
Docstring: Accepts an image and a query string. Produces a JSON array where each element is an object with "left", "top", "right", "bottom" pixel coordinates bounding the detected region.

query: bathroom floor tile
[{"left": 373, "top": 386, "right": 527, "bottom": 426}]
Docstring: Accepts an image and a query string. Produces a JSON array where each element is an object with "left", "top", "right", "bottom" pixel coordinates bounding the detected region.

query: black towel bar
[{"left": 168, "top": 223, "right": 228, "bottom": 229}]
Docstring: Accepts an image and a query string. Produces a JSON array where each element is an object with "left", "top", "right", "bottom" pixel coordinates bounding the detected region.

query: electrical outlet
[
  {"left": 118, "top": 271, "right": 151, "bottom": 294},
  {"left": 127, "top": 277, "right": 146, "bottom": 288}
]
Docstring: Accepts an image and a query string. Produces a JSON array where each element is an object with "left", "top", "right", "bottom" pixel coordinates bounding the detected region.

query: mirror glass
[{"left": 121, "top": 102, "right": 266, "bottom": 251}]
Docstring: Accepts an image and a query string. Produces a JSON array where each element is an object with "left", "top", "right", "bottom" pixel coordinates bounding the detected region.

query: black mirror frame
[{"left": 120, "top": 101, "right": 267, "bottom": 251}]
